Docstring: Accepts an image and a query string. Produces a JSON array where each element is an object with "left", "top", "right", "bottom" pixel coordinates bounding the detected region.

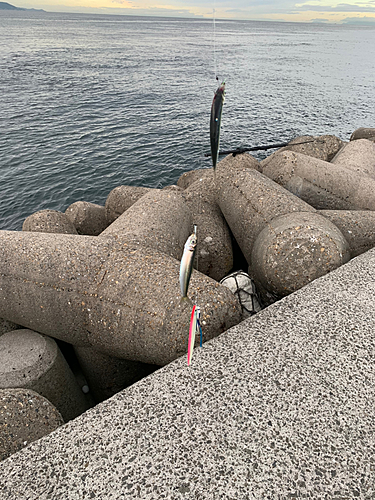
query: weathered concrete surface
[
  {"left": 319, "top": 210, "right": 375, "bottom": 258},
  {"left": 1, "top": 248, "right": 374, "bottom": 498},
  {"left": 262, "top": 150, "right": 375, "bottom": 210},
  {"left": 251, "top": 211, "right": 350, "bottom": 298},
  {"left": 65, "top": 201, "right": 108, "bottom": 236},
  {"left": 22, "top": 209, "right": 78, "bottom": 235},
  {"left": 0, "top": 318, "right": 20, "bottom": 337},
  {"left": 101, "top": 189, "right": 192, "bottom": 261},
  {"left": 350, "top": 127, "right": 375, "bottom": 141},
  {"left": 104, "top": 185, "right": 155, "bottom": 225},
  {"left": 0, "top": 388, "right": 64, "bottom": 461},
  {"left": 260, "top": 134, "right": 344, "bottom": 171},
  {"left": 215, "top": 152, "right": 314, "bottom": 262},
  {"left": 177, "top": 168, "right": 213, "bottom": 190},
  {"left": 0, "top": 329, "right": 88, "bottom": 421},
  {"left": 74, "top": 346, "right": 158, "bottom": 403},
  {"left": 215, "top": 152, "right": 349, "bottom": 302},
  {"left": 184, "top": 172, "right": 233, "bottom": 281},
  {"left": 0, "top": 231, "right": 241, "bottom": 365},
  {"left": 331, "top": 138, "right": 375, "bottom": 179}
]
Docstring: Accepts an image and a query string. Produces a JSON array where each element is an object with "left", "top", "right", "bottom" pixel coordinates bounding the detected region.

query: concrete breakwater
[{"left": 0, "top": 126, "right": 375, "bottom": 464}]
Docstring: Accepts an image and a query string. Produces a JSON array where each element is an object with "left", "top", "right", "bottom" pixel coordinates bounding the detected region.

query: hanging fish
[
  {"left": 179, "top": 225, "right": 197, "bottom": 302},
  {"left": 210, "top": 81, "right": 225, "bottom": 169},
  {"left": 187, "top": 305, "right": 198, "bottom": 365}
]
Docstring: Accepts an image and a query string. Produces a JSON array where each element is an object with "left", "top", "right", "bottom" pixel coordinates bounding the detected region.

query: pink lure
[{"left": 187, "top": 305, "right": 198, "bottom": 366}]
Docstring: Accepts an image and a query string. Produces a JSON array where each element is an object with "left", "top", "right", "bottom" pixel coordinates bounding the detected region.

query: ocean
[{"left": 0, "top": 10, "right": 374, "bottom": 231}]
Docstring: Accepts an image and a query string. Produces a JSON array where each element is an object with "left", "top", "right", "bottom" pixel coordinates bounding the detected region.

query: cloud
[
  {"left": 341, "top": 14, "right": 375, "bottom": 21},
  {"left": 297, "top": 3, "right": 375, "bottom": 12},
  {"left": 310, "top": 17, "right": 331, "bottom": 21}
]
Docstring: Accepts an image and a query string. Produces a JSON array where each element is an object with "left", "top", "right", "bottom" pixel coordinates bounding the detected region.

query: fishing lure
[
  {"left": 210, "top": 81, "right": 225, "bottom": 169},
  {"left": 187, "top": 305, "right": 198, "bottom": 365},
  {"left": 187, "top": 305, "right": 202, "bottom": 365}
]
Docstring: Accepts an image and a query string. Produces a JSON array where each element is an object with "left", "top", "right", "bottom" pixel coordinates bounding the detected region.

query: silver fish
[
  {"left": 210, "top": 81, "right": 225, "bottom": 169},
  {"left": 180, "top": 225, "right": 197, "bottom": 299}
]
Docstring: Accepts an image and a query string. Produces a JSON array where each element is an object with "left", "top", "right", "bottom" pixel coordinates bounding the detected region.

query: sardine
[
  {"left": 210, "top": 81, "right": 225, "bottom": 169},
  {"left": 179, "top": 225, "right": 197, "bottom": 300}
]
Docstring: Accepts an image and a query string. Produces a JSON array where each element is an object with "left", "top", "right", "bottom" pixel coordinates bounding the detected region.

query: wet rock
[
  {"left": 65, "top": 201, "right": 108, "bottom": 236},
  {"left": 101, "top": 189, "right": 192, "bottom": 261},
  {"left": 177, "top": 168, "right": 213, "bottom": 190},
  {"left": 0, "top": 231, "right": 242, "bottom": 366},
  {"left": 22, "top": 209, "right": 78, "bottom": 235},
  {"left": 330, "top": 139, "right": 375, "bottom": 180},
  {"left": 105, "top": 185, "right": 154, "bottom": 225},
  {"left": 0, "top": 329, "right": 88, "bottom": 421},
  {"left": 260, "top": 135, "right": 344, "bottom": 171},
  {"left": 262, "top": 150, "right": 375, "bottom": 211},
  {"left": 350, "top": 127, "right": 375, "bottom": 142},
  {"left": 319, "top": 210, "right": 375, "bottom": 258},
  {"left": 183, "top": 171, "right": 233, "bottom": 281},
  {"left": 0, "top": 388, "right": 64, "bottom": 461},
  {"left": 0, "top": 319, "right": 20, "bottom": 337},
  {"left": 74, "top": 346, "right": 158, "bottom": 403}
]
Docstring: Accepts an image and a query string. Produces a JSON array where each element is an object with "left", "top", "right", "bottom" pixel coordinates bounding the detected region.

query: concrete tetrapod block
[
  {"left": 319, "top": 209, "right": 375, "bottom": 258},
  {"left": 350, "top": 127, "right": 375, "bottom": 141},
  {"left": 0, "top": 329, "right": 88, "bottom": 421},
  {"left": 65, "top": 201, "right": 108, "bottom": 236},
  {"left": 22, "top": 209, "right": 78, "bottom": 235},
  {"left": 330, "top": 138, "right": 375, "bottom": 179},
  {"left": 177, "top": 168, "right": 213, "bottom": 190},
  {"left": 215, "top": 152, "right": 316, "bottom": 261},
  {"left": 105, "top": 185, "right": 155, "bottom": 225},
  {"left": 1, "top": 248, "right": 375, "bottom": 497},
  {"left": 101, "top": 189, "right": 192, "bottom": 261},
  {"left": 74, "top": 346, "right": 158, "bottom": 403},
  {"left": 0, "top": 231, "right": 241, "bottom": 365},
  {"left": 0, "top": 388, "right": 64, "bottom": 461},
  {"left": 262, "top": 150, "right": 375, "bottom": 210},
  {"left": 251, "top": 212, "right": 350, "bottom": 298},
  {"left": 0, "top": 318, "right": 20, "bottom": 337},
  {"left": 260, "top": 134, "right": 344, "bottom": 171},
  {"left": 183, "top": 172, "right": 233, "bottom": 281}
]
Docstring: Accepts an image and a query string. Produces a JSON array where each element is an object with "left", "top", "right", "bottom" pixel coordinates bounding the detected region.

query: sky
[{"left": 11, "top": 0, "right": 375, "bottom": 23}]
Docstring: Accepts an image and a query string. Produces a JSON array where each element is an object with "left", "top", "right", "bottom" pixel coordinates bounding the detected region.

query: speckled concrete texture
[
  {"left": 0, "top": 318, "right": 20, "bottom": 337},
  {"left": 0, "top": 329, "right": 88, "bottom": 421},
  {"left": 331, "top": 139, "right": 375, "bottom": 179},
  {"left": 319, "top": 210, "right": 375, "bottom": 258},
  {"left": 215, "top": 152, "right": 315, "bottom": 261},
  {"left": 0, "top": 388, "right": 64, "bottom": 461},
  {"left": 104, "top": 185, "right": 155, "bottom": 225},
  {"left": 65, "top": 201, "right": 108, "bottom": 236},
  {"left": 350, "top": 127, "right": 375, "bottom": 142},
  {"left": 22, "top": 209, "right": 78, "bottom": 234},
  {"left": 250, "top": 211, "right": 350, "bottom": 298},
  {"left": 101, "top": 189, "right": 192, "bottom": 261},
  {"left": 0, "top": 248, "right": 374, "bottom": 498},
  {"left": 0, "top": 231, "right": 241, "bottom": 365},
  {"left": 177, "top": 168, "right": 213, "bottom": 189},
  {"left": 183, "top": 172, "right": 233, "bottom": 281},
  {"left": 260, "top": 134, "right": 344, "bottom": 171},
  {"left": 262, "top": 150, "right": 375, "bottom": 211},
  {"left": 74, "top": 345, "right": 158, "bottom": 402}
]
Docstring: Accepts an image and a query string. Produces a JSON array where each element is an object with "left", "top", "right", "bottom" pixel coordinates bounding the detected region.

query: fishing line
[{"left": 213, "top": 4, "right": 218, "bottom": 82}]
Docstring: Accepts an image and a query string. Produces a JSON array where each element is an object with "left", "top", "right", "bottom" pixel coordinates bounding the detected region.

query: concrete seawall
[{"left": 1, "top": 246, "right": 374, "bottom": 498}]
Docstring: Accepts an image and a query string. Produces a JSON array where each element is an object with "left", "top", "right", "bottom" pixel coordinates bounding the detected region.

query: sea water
[{"left": 1, "top": 10, "right": 374, "bottom": 230}]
